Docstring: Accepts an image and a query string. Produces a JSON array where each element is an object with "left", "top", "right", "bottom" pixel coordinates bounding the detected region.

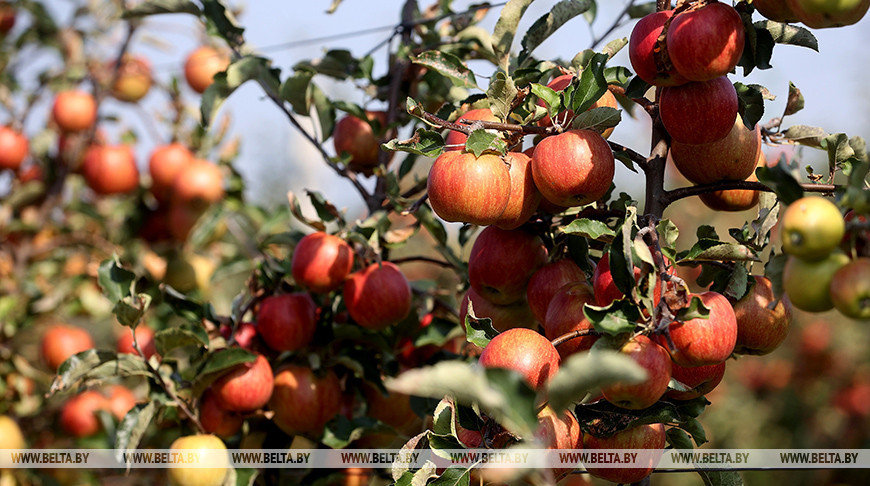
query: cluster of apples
[
  {"left": 755, "top": 0, "right": 870, "bottom": 28},
  {"left": 781, "top": 196, "right": 870, "bottom": 319}
]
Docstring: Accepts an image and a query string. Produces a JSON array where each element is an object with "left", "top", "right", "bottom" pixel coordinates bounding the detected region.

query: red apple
[
  {"left": 104, "top": 384, "right": 137, "bottom": 420},
  {"left": 344, "top": 261, "right": 412, "bottom": 330},
  {"left": 362, "top": 382, "right": 420, "bottom": 435},
  {"left": 783, "top": 251, "right": 850, "bottom": 312},
  {"left": 445, "top": 108, "right": 498, "bottom": 148},
  {"left": 184, "top": 46, "right": 230, "bottom": 94},
  {"left": 699, "top": 161, "right": 762, "bottom": 212},
  {"left": 535, "top": 405, "right": 582, "bottom": 480},
  {"left": 531, "top": 129, "right": 615, "bottom": 207},
  {"left": 527, "top": 259, "right": 588, "bottom": 324},
  {"left": 755, "top": 0, "right": 800, "bottom": 21},
  {"left": 536, "top": 74, "right": 619, "bottom": 137},
  {"left": 52, "top": 90, "right": 97, "bottom": 133},
  {"left": 478, "top": 328, "right": 560, "bottom": 391},
  {"left": 468, "top": 226, "right": 548, "bottom": 305},
  {"left": 230, "top": 322, "right": 260, "bottom": 351},
  {"left": 787, "top": 0, "right": 870, "bottom": 27},
  {"left": 543, "top": 282, "right": 599, "bottom": 360},
  {"left": 460, "top": 286, "right": 538, "bottom": 332},
  {"left": 602, "top": 335, "right": 672, "bottom": 410},
  {"left": 116, "top": 324, "right": 157, "bottom": 359},
  {"left": 829, "top": 257, "right": 870, "bottom": 320},
  {"left": 667, "top": 2, "right": 745, "bottom": 82},
  {"left": 733, "top": 276, "right": 792, "bottom": 355},
  {"left": 0, "top": 1, "right": 15, "bottom": 34},
  {"left": 60, "top": 390, "right": 107, "bottom": 437},
  {"left": 593, "top": 253, "right": 663, "bottom": 308},
  {"left": 171, "top": 159, "right": 224, "bottom": 206},
  {"left": 270, "top": 365, "right": 342, "bottom": 436},
  {"left": 110, "top": 54, "right": 152, "bottom": 103},
  {"left": 333, "top": 111, "right": 388, "bottom": 168},
  {"left": 659, "top": 77, "right": 738, "bottom": 145},
  {"left": 427, "top": 151, "right": 511, "bottom": 226},
  {"left": 149, "top": 143, "right": 194, "bottom": 203},
  {"left": 666, "top": 361, "right": 726, "bottom": 401},
  {"left": 670, "top": 114, "right": 761, "bottom": 185},
  {"left": 628, "top": 11, "right": 688, "bottom": 87},
  {"left": 0, "top": 126, "right": 28, "bottom": 171},
  {"left": 583, "top": 423, "right": 666, "bottom": 484},
  {"left": 211, "top": 353, "right": 274, "bottom": 413},
  {"left": 81, "top": 144, "right": 140, "bottom": 195},
  {"left": 660, "top": 291, "right": 737, "bottom": 367},
  {"left": 291, "top": 232, "right": 355, "bottom": 293},
  {"left": 493, "top": 151, "right": 542, "bottom": 230},
  {"left": 41, "top": 324, "right": 94, "bottom": 371},
  {"left": 199, "top": 389, "right": 244, "bottom": 438},
  {"left": 256, "top": 293, "right": 317, "bottom": 352}
]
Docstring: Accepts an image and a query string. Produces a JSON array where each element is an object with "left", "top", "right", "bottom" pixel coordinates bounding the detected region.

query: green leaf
[
  {"left": 756, "top": 160, "right": 804, "bottom": 205},
  {"left": 412, "top": 51, "right": 478, "bottom": 89},
  {"left": 50, "top": 351, "right": 151, "bottom": 394},
  {"left": 628, "top": 2, "right": 656, "bottom": 18},
  {"left": 698, "top": 470, "right": 745, "bottom": 486},
  {"left": 154, "top": 325, "right": 209, "bottom": 355},
  {"left": 570, "top": 106, "right": 621, "bottom": 133},
  {"left": 464, "top": 298, "right": 499, "bottom": 348},
  {"left": 584, "top": 299, "right": 641, "bottom": 335},
  {"left": 307, "top": 190, "right": 343, "bottom": 224},
  {"left": 382, "top": 129, "right": 445, "bottom": 158},
  {"left": 530, "top": 83, "right": 562, "bottom": 120},
  {"left": 571, "top": 53, "right": 609, "bottom": 114},
  {"left": 200, "top": 73, "right": 230, "bottom": 127},
  {"left": 226, "top": 56, "right": 279, "bottom": 91},
  {"left": 783, "top": 81, "right": 804, "bottom": 117},
  {"left": 734, "top": 82, "right": 770, "bottom": 130},
  {"left": 113, "top": 294, "right": 152, "bottom": 327},
  {"left": 487, "top": 72, "right": 518, "bottom": 122},
  {"left": 667, "top": 427, "right": 695, "bottom": 451},
  {"left": 115, "top": 401, "right": 158, "bottom": 462},
  {"left": 322, "top": 415, "right": 387, "bottom": 449},
  {"left": 518, "top": 0, "right": 593, "bottom": 66},
  {"left": 98, "top": 256, "right": 136, "bottom": 304},
  {"left": 234, "top": 468, "right": 258, "bottom": 486},
  {"left": 563, "top": 218, "right": 615, "bottom": 242},
  {"left": 823, "top": 133, "right": 854, "bottom": 174},
  {"left": 609, "top": 205, "right": 637, "bottom": 299},
  {"left": 430, "top": 468, "right": 472, "bottom": 486},
  {"left": 548, "top": 351, "right": 646, "bottom": 412},
  {"left": 123, "top": 0, "right": 201, "bottom": 17},
  {"left": 465, "top": 130, "right": 508, "bottom": 157},
  {"left": 293, "top": 50, "right": 360, "bottom": 80},
  {"left": 199, "top": 347, "right": 256, "bottom": 376},
  {"left": 680, "top": 417, "right": 708, "bottom": 446},
  {"left": 757, "top": 20, "right": 818, "bottom": 51},
  {"left": 492, "top": 0, "right": 536, "bottom": 70},
  {"left": 201, "top": 0, "right": 245, "bottom": 42},
  {"left": 310, "top": 83, "right": 335, "bottom": 142},
  {"left": 782, "top": 124, "right": 827, "bottom": 148},
  {"left": 656, "top": 219, "right": 679, "bottom": 263},
  {"left": 674, "top": 295, "right": 711, "bottom": 322},
  {"left": 679, "top": 242, "right": 759, "bottom": 263}
]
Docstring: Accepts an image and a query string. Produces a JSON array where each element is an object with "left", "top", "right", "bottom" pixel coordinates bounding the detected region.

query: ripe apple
[
  {"left": 184, "top": 46, "right": 230, "bottom": 94},
  {"left": 787, "top": 0, "right": 870, "bottom": 27},
  {"left": 527, "top": 259, "right": 587, "bottom": 324},
  {"left": 592, "top": 253, "right": 663, "bottom": 308},
  {"left": 81, "top": 144, "right": 140, "bottom": 195},
  {"left": 493, "top": 151, "right": 542, "bottom": 230},
  {"left": 110, "top": 54, "right": 152, "bottom": 103},
  {"left": 228, "top": 321, "right": 260, "bottom": 351},
  {"left": 148, "top": 143, "right": 194, "bottom": 203},
  {"left": 468, "top": 226, "right": 548, "bottom": 305},
  {"left": 628, "top": 10, "right": 688, "bottom": 87},
  {"left": 445, "top": 108, "right": 498, "bottom": 148},
  {"left": 829, "top": 258, "right": 870, "bottom": 319},
  {"left": 667, "top": 2, "right": 745, "bottom": 82},
  {"left": 270, "top": 365, "right": 342, "bottom": 436},
  {"left": 51, "top": 90, "right": 97, "bottom": 133},
  {"left": 535, "top": 405, "right": 582, "bottom": 480},
  {"left": 666, "top": 361, "right": 726, "bottom": 401},
  {"left": 60, "top": 390, "right": 107, "bottom": 437},
  {"left": 211, "top": 353, "right": 274, "bottom": 412},
  {"left": 699, "top": 156, "right": 762, "bottom": 212},
  {"left": 536, "top": 74, "right": 619, "bottom": 137},
  {"left": 171, "top": 159, "right": 224, "bottom": 207},
  {"left": 660, "top": 291, "right": 737, "bottom": 367},
  {"left": 659, "top": 76, "right": 738, "bottom": 145},
  {"left": 733, "top": 276, "right": 792, "bottom": 355},
  {"left": 199, "top": 390, "right": 244, "bottom": 438},
  {"left": 531, "top": 129, "right": 615, "bottom": 207},
  {"left": 602, "top": 335, "right": 672, "bottom": 410},
  {"left": 0, "top": 415, "right": 25, "bottom": 451},
  {"left": 670, "top": 114, "right": 761, "bottom": 185},
  {"left": 755, "top": 0, "right": 800, "bottom": 21},
  {"left": 0, "top": 126, "right": 28, "bottom": 171},
  {"left": 291, "top": 231, "right": 355, "bottom": 293},
  {"left": 478, "top": 328, "right": 560, "bottom": 391},
  {"left": 543, "top": 282, "right": 599, "bottom": 359},
  {"left": 167, "top": 434, "right": 229, "bottom": 486},
  {"left": 427, "top": 151, "right": 511, "bottom": 226},
  {"left": 842, "top": 210, "right": 869, "bottom": 256},
  {"left": 256, "top": 293, "right": 317, "bottom": 352},
  {"left": 41, "top": 324, "right": 94, "bottom": 371},
  {"left": 780, "top": 196, "right": 845, "bottom": 260},
  {"left": 583, "top": 423, "right": 666, "bottom": 484},
  {"left": 460, "top": 286, "right": 538, "bottom": 332},
  {"left": 783, "top": 251, "right": 850, "bottom": 312},
  {"left": 333, "top": 110, "right": 388, "bottom": 168},
  {"left": 343, "top": 261, "right": 412, "bottom": 330},
  {"left": 362, "top": 382, "right": 420, "bottom": 435},
  {"left": 0, "top": 1, "right": 15, "bottom": 35},
  {"left": 117, "top": 324, "right": 157, "bottom": 359},
  {"left": 104, "top": 384, "right": 137, "bottom": 420}
]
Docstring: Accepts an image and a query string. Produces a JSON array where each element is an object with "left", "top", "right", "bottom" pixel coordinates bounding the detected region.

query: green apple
[
  {"left": 780, "top": 196, "right": 845, "bottom": 260},
  {"left": 783, "top": 251, "right": 850, "bottom": 312}
]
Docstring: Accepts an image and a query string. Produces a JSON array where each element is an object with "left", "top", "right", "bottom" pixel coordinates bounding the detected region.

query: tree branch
[{"left": 662, "top": 181, "right": 838, "bottom": 206}]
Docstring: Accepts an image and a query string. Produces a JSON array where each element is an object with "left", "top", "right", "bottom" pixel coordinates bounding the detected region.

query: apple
[
  {"left": 593, "top": 253, "right": 663, "bottom": 308},
  {"left": 0, "top": 1, "right": 15, "bottom": 35},
  {"left": 199, "top": 390, "right": 244, "bottom": 438},
  {"left": 256, "top": 293, "right": 317, "bottom": 352},
  {"left": 699, "top": 157, "right": 762, "bottom": 212},
  {"left": 362, "top": 382, "right": 420, "bottom": 435},
  {"left": 291, "top": 231, "right": 355, "bottom": 293},
  {"left": 343, "top": 468, "right": 374, "bottom": 486},
  {"left": 163, "top": 252, "right": 214, "bottom": 293},
  {"left": 787, "top": 0, "right": 870, "bottom": 27},
  {"left": 755, "top": 0, "right": 801, "bottom": 21},
  {"left": 0, "top": 416, "right": 25, "bottom": 452},
  {"left": 628, "top": 10, "right": 688, "bottom": 87},
  {"left": 149, "top": 143, "right": 194, "bottom": 203},
  {"left": 343, "top": 261, "right": 412, "bottom": 330},
  {"left": 52, "top": 90, "right": 97, "bottom": 133},
  {"left": 41, "top": 324, "right": 94, "bottom": 371},
  {"left": 493, "top": 151, "right": 542, "bottom": 230},
  {"left": 535, "top": 405, "right": 582, "bottom": 480},
  {"left": 543, "top": 282, "right": 599, "bottom": 360},
  {"left": 829, "top": 257, "right": 870, "bottom": 319},
  {"left": 780, "top": 196, "right": 845, "bottom": 260},
  {"left": 211, "top": 353, "right": 274, "bottom": 413},
  {"left": 670, "top": 114, "right": 761, "bottom": 185},
  {"left": 460, "top": 286, "right": 538, "bottom": 332},
  {"left": 660, "top": 291, "right": 737, "bottom": 367},
  {"left": 333, "top": 110, "right": 388, "bottom": 168},
  {"left": 666, "top": 361, "right": 726, "bottom": 401},
  {"left": 171, "top": 159, "right": 224, "bottom": 207},
  {"left": 81, "top": 144, "right": 140, "bottom": 195},
  {"left": 602, "top": 335, "right": 672, "bottom": 410},
  {"left": 833, "top": 378, "right": 870, "bottom": 418},
  {"left": 536, "top": 74, "right": 619, "bottom": 137},
  {"left": 531, "top": 129, "right": 615, "bottom": 207},
  {"left": 667, "top": 2, "right": 745, "bottom": 82},
  {"left": 468, "top": 226, "right": 548, "bottom": 305},
  {"left": 478, "top": 328, "right": 560, "bottom": 391},
  {"left": 60, "top": 390, "right": 107, "bottom": 437},
  {"left": 659, "top": 76, "right": 738, "bottom": 145},
  {"left": 167, "top": 434, "right": 229, "bottom": 486},
  {"left": 0, "top": 126, "right": 28, "bottom": 171},
  {"left": 110, "top": 54, "right": 152, "bottom": 103},
  {"left": 427, "top": 151, "right": 511, "bottom": 226},
  {"left": 783, "top": 251, "right": 850, "bottom": 312},
  {"left": 445, "top": 108, "right": 498, "bottom": 148},
  {"left": 184, "top": 46, "right": 230, "bottom": 94},
  {"left": 229, "top": 322, "right": 260, "bottom": 351},
  {"left": 842, "top": 210, "right": 869, "bottom": 256},
  {"left": 733, "top": 276, "right": 792, "bottom": 355},
  {"left": 117, "top": 324, "right": 157, "bottom": 359},
  {"left": 270, "top": 365, "right": 342, "bottom": 436},
  {"left": 583, "top": 423, "right": 666, "bottom": 484},
  {"left": 104, "top": 384, "right": 137, "bottom": 420},
  {"left": 527, "top": 259, "right": 588, "bottom": 324}
]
